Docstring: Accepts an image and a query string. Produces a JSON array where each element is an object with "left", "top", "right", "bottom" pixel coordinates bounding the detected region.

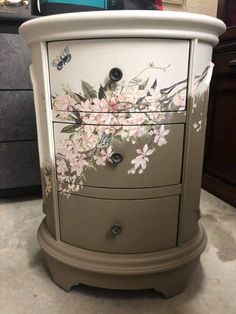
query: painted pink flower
[
  {"left": 43, "top": 166, "right": 52, "bottom": 197},
  {"left": 69, "top": 154, "right": 89, "bottom": 177},
  {"left": 53, "top": 95, "right": 76, "bottom": 111},
  {"left": 126, "top": 113, "right": 147, "bottom": 126},
  {"left": 56, "top": 159, "right": 68, "bottom": 176},
  {"left": 145, "top": 86, "right": 161, "bottom": 104},
  {"left": 68, "top": 183, "right": 80, "bottom": 193},
  {"left": 122, "top": 87, "right": 147, "bottom": 105},
  {"left": 52, "top": 61, "right": 203, "bottom": 195},
  {"left": 128, "top": 144, "right": 154, "bottom": 175},
  {"left": 172, "top": 91, "right": 186, "bottom": 110},
  {"left": 94, "top": 147, "right": 113, "bottom": 166},
  {"left": 107, "top": 97, "right": 120, "bottom": 111},
  {"left": 78, "top": 99, "right": 93, "bottom": 112},
  {"left": 152, "top": 125, "right": 170, "bottom": 146},
  {"left": 92, "top": 98, "right": 110, "bottom": 112}
]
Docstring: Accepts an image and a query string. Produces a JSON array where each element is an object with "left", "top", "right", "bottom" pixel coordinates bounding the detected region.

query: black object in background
[
  {"left": 38, "top": 0, "right": 160, "bottom": 16},
  {"left": 109, "top": 0, "right": 158, "bottom": 10}
]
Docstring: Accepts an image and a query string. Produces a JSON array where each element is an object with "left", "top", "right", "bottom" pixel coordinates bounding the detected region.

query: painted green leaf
[
  {"left": 70, "top": 92, "right": 80, "bottom": 102},
  {"left": 77, "top": 93, "right": 87, "bottom": 102},
  {"left": 98, "top": 84, "right": 106, "bottom": 99},
  {"left": 151, "top": 79, "right": 157, "bottom": 89},
  {"left": 139, "top": 78, "right": 149, "bottom": 90},
  {"left": 63, "top": 87, "right": 80, "bottom": 102},
  {"left": 81, "top": 80, "right": 97, "bottom": 99},
  {"left": 104, "top": 80, "right": 116, "bottom": 92},
  {"left": 61, "top": 124, "right": 78, "bottom": 133}
]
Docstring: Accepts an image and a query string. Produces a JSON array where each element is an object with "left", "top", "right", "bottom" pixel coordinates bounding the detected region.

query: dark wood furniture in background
[
  {"left": 203, "top": 0, "right": 236, "bottom": 207},
  {"left": 0, "top": 6, "right": 41, "bottom": 197}
]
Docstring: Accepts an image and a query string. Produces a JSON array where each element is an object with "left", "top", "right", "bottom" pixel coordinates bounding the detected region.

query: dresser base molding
[{"left": 38, "top": 219, "right": 207, "bottom": 298}]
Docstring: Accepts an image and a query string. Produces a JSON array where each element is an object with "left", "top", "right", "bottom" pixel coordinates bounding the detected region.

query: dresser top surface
[{"left": 19, "top": 10, "right": 226, "bottom": 46}]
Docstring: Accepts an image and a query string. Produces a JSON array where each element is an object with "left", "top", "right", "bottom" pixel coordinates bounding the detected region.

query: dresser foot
[
  {"left": 45, "top": 254, "right": 80, "bottom": 291},
  {"left": 38, "top": 220, "right": 206, "bottom": 295},
  {"left": 154, "top": 284, "right": 186, "bottom": 299},
  {"left": 153, "top": 257, "right": 199, "bottom": 298}
]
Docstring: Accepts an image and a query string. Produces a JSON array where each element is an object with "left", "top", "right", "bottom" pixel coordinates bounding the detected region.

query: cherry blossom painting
[
  {"left": 42, "top": 164, "right": 52, "bottom": 199},
  {"left": 51, "top": 63, "right": 211, "bottom": 194}
]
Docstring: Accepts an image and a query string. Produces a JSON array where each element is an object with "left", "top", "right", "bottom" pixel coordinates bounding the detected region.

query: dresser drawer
[
  {"left": 54, "top": 123, "right": 184, "bottom": 191},
  {"left": 59, "top": 193, "right": 179, "bottom": 253},
  {"left": 48, "top": 38, "right": 189, "bottom": 113}
]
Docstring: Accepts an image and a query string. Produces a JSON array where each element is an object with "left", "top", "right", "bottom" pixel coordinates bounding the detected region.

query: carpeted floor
[{"left": 0, "top": 189, "right": 235, "bottom": 314}]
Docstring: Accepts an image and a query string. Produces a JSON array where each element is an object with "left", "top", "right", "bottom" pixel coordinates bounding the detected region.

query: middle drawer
[{"left": 54, "top": 122, "right": 184, "bottom": 191}]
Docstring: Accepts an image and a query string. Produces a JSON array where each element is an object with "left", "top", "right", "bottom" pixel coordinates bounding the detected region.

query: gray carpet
[{"left": 0, "top": 190, "right": 235, "bottom": 314}]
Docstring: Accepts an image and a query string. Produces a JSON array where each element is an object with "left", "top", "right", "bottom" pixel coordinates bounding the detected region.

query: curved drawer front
[
  {"left": 52, "top": 110, "right": 187, "bottom": 125},
  {"left": 59, "top": 193, "right": 179, "bottom": 253},
  {"left": 48, "top": 38, "right": 189, "bottom": 114},
  {"left": 54, "top": 122, "right": 184, "bottom": 191}
]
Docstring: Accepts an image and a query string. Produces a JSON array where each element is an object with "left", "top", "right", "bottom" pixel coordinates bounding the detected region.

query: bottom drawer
[{"left": 59, "top": 193, "right": 179, "bottom": 254}]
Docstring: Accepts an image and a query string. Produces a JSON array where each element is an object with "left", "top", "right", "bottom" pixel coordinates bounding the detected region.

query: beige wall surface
[{"left": 164, "top": 0, "right": 218, "bottom": 17}]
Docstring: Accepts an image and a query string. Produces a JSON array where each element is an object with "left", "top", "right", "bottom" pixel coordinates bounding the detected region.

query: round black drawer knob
[
  {"left": 111, "top": 224, "right": 122, "bottom": 236},
  {"left": 110, "top": 152, "right": 123, "bottom": 165},
  {"left": 109, "top": 67, "right": 123, "bottom": 82}
]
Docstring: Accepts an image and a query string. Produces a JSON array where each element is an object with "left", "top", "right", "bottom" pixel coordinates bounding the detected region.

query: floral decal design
[
  {"left": 193, "top": 120, "right": 202, "bottom": 132},
  {"left": 128, "top": 144, "right": 155, "bottom": 175},
  {"left": 52, "top": 63, "right": 186, "bottom": 119},
  {"left": 52, "top": 64, "right": 211, "bottom": 194},
  {"left": 51, "top": 46, "right": 72, "bottom": 71},
  {"left": 42, "top": 165, "right": 52, "bottom": 198},
  {"left": 192, "top": 63, "right": 214, "bottom": 133}
]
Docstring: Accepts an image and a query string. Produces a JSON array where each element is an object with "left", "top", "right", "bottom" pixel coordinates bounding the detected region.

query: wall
[{"left": 164, "top": 0, "right": 218, "bottom": 17}]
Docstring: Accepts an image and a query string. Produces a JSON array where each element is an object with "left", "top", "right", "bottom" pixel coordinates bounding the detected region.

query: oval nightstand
[{"left": 19, "top": 11, "right": 225, "bottom": 298}]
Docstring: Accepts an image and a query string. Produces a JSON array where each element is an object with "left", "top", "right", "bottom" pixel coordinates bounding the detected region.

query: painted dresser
[{"left": 19, "top": 11, "right": 225, "bottom": 297}]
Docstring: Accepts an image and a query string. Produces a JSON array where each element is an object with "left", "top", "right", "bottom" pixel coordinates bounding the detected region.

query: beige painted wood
[
  {"left": 30, "top": 43, "right": 60, "bottom": 239},
  {"left": 54, "top": 123, "right": 185, "bottom": 189},
  {"left": 59, "top": 193, "right": 179, "bottom": 254},
  {"left": 178, "top": 42, "right": 214, "bottom": 244},
  {"left": 38, "top": 219, "right": 207, "bottom": 296},
  {"left": 45, "top": 253, "right": 199, "bottom": 297},
  {"left": 69, "top": 184, "right": 182, "bottom": 199}
]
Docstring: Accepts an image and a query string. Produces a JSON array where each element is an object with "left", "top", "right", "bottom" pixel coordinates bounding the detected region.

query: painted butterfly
[
  {"left": 51, "top": 46, "right": 72, "bottom": 71},
  {"left": 100, "top": 133, "right": 112, "bottom": 147}
]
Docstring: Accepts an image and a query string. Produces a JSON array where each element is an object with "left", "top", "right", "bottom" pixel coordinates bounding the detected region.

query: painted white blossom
[
  {"left": 193, "top": 120, "right": 202, "bottom": 132},
  {"left": 53, "top": 94, "right": 77, "bottom": 111},
  {"left": 128, "top": 144, "right": 155, "bottom": 175},
  {"left": 152, "top": 125, "right": 170, "bottom": 146},
  {"left": 56, "top": 159, "right": 68, "bottom": 176},
  {"left": 94, "top": 147, "right": 113, "bottom": 166},
  {"left": 52, "top": 64, "right": 211, "bottom": 194},
  {"left": 172, "top": 91, "right": 186, "bottom": 110},
  {"left": 123, "top": 86, "right": 147, "bottom": 104},
  {"left": 145, "top": 86, "right": 162, "bottom": 104},
  {"left": 43, "top": 166, "right": 52, "bottom": 197}
]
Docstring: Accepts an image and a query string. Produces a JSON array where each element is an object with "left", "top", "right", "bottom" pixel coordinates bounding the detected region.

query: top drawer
[{"left": 48, "top": 38, "right": 189, "bottom": 115}]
